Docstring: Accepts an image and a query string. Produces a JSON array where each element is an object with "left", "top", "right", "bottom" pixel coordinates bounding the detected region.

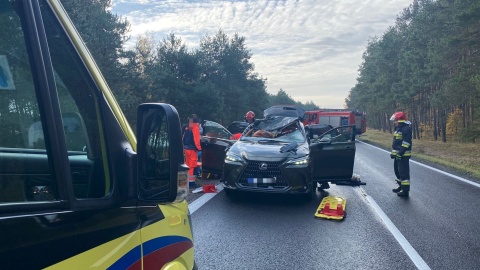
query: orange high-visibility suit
[{"left": 183, "top": 121, "right": 202, "bottom": 176}]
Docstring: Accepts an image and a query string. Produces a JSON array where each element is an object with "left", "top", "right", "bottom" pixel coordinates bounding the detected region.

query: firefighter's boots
[
  {"left": 392, "top": 179, "right": 402, "bottom": 193},
  {"left": 397, "top": 180, "right": 410, "bottom": 197}
]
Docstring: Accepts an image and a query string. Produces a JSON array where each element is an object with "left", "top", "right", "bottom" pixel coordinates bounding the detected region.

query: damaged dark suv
[{"left": 201, "top": 106, "right": 356, "bottom": 199}]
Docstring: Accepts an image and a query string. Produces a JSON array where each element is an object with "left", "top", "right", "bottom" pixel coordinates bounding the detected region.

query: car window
[
  {"left": 227, "top": 121, "right": 249, "bottom": 134},
  {"left": 0, "top": 2, "right": 111, "bottom": 205},
  {"left": 0, "top": 2, "right": 58, "bottom": 203},
  {"left": 316, "top": 126, "right": 354, "bottom": 143},
  {"left": 203, "top": 121, "right": 232, "bottom": 140},
  {"left": 40, "top": 2, "right": 110, "bottom": 199},
  {"left": 307, "top": 124, "right": 333, "bottom": 139}
]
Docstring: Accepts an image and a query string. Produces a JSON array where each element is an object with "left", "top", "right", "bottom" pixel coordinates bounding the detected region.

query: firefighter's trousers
[
  {"left": 394, "top": 156, "right": 410, "bottom": 192},
  {"left": 394, "top": 156, "right": 410, "bottom": 180}
]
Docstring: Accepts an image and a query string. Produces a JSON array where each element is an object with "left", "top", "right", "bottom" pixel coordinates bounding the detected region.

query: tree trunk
[
  {"left": 441, "top": 109, "right": 447, "bottom": 143},
  {"left": 412, "top": 110, "right": 419, "bottom": 139}
]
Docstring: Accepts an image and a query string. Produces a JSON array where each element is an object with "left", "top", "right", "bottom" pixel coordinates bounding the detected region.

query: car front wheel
[
  {"left": 224, "top": 188, "right": 239, "bottom": 201},
  {"left": 303, "top": 182, "right": 316, "bottom": 201}
]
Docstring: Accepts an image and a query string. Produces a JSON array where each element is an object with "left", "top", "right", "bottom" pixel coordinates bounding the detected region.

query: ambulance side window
[
  {"left": 0, "top": 2, "right": 58, "bottom": 203},
  {"left": 0, "top": 1, "right": 110, "bottom": 204},
  {"left": 40, "top": 2, "right": 110, "bottom": 199}
]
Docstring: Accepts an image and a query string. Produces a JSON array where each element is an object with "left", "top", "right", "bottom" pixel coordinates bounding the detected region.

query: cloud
[{"left": 112, "top": 0, "right": 410, "bottom": 108}]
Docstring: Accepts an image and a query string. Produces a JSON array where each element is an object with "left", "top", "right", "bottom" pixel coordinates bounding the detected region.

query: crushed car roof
[
  {"left": 263, "top": 105, "right": 305, "bottom": 119},
  {"left": 253, "top": 116, "right": 299, "bottom": 131}
]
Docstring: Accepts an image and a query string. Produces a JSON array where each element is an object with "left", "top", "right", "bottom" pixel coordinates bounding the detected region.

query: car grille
[{"left": 238, "top": 160, "right": 288, "bottom": 187}]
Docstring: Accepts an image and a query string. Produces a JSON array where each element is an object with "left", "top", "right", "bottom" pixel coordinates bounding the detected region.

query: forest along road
[{"left": 187, "top": 141, "right": 480, "bottom": 270}]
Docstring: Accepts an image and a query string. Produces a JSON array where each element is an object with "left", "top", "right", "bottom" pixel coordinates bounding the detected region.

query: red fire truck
[{"left": 303, "top": 109, "right": 367, "bottom": 134}]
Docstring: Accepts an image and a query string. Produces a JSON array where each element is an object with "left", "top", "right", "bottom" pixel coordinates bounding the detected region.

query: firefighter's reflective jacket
[{"left": 391, "top": 123, "right": 412, "bottom": 157}]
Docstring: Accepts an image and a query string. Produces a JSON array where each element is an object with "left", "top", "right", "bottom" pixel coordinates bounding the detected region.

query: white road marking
[
  {"left": 357, "top": 140, "right": 480, "bottom": 188},
  {"left": 358, "top": 188, "right": 431, "bottom": 270},
  {"left": 188, "top": 184, "right": 224, "bottom": 214},
  {"left": 357, "top": 139, "right": 480, "bottom": 269},
  {"left": 189, "top": 140, "right": 473, "bottom": 269}
]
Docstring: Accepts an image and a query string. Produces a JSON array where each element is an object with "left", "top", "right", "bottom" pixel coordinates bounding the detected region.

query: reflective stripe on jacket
[{"left": 391, "top": 123, "right": 412, "bottom": 157}]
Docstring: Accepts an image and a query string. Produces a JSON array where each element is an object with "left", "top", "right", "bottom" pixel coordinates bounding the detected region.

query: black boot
[
  {"left": 397, "top": 180, "right": 410, "bottom": 197},
  {"left": 392, "top": 186, "right": 402, "bottom": 193},
  {"left": 392, "top": 179, "right": 401, "bottom": 193},
  {"left": 318, "top": 182, "right": 330, "bottom": 191}
]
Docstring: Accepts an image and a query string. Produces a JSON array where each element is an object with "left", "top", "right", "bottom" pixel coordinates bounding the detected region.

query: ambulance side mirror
[{"left": 137, "top": 103, "right": 183, "bottom": 203}]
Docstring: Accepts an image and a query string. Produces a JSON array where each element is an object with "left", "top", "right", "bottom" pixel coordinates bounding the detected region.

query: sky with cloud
[{"left": 111, "top": 0, "right": 411, "bottom": 108}]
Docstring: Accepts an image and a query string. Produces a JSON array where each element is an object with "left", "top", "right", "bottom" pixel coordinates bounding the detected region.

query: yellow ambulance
[{"left": 0, "top": 0, "right": 195, "bottom": 269}]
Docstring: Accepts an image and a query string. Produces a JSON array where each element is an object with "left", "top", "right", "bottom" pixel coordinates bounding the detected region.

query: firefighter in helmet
[
  {"left": 390, "top": 111, "right": 412, "bottom": 197},
  {"left": 245, "top": 111, "right": 255, "bottom": 124}
]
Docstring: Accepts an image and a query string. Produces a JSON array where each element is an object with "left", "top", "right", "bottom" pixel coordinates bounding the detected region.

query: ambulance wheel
[{"left": 193, "top": 261, "right": 198, "bottom": 270}]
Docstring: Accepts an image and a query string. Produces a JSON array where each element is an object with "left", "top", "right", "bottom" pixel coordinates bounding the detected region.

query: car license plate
[{"left": 247, "top": 177, "right": 276, "bottom": 184}]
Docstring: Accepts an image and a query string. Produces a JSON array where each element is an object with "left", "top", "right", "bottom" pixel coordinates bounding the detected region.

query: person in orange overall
[{"left": 183, "top": 114, "right": 202, "bottom": 188}]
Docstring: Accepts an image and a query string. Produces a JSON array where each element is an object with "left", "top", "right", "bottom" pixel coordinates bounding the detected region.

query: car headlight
[
  {"left": 286, "top": 155, "right": 309, "bottom": 165},
  {"left": 225, "top": 152, "right": 243, "bottom": 162}
]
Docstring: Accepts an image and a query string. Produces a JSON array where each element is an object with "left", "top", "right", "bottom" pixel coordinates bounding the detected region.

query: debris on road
[
  {"left": 191, "top": 184, "right": 217, "bottom": 194},
  {"left": 335, "top": 174, "right": 366, "bottom": 186},
  {"left": 202, "top": 184, "right": 216, "bottom": 193},
  {"left": 192, "top": 187, "right": 204, "bottom": 194}
]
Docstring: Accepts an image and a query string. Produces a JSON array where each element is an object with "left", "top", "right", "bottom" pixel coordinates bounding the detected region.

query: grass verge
[{"left": 358, "top": 129, "right": 480, "bottom": 180}]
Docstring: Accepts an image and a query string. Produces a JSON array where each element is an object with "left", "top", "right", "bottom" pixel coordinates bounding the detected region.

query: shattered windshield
[{"left": 241, "top": 116, "right": 305, "bottom": 143}]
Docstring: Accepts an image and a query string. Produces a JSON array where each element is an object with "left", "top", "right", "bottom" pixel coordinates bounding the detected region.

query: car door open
[
  {"left": 309, "top": 125, "right": 356, "bottom": 182},
  {"left": 200, "top": 120, "right": 236, "bottom": 176}
]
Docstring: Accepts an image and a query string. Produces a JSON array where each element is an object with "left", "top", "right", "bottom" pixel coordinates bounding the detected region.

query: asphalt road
[{"left": 188, "top": 141, "right": 480, "bottom": 270}]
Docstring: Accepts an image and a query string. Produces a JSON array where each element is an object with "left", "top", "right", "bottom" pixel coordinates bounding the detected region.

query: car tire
[
  {"left": 303, "top": 182, "right": 316, "bottom": 201},
  {"left": 224, "top": 188, "right": 239, "bottom": 201}
]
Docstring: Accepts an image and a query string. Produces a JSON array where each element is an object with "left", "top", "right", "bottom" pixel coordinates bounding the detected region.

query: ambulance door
[
  {"left": 309, "top": 125, "right": 356, "bottom": 181},
  {"left": 0, "top": 1, "right": 142, "bottom": 268}
]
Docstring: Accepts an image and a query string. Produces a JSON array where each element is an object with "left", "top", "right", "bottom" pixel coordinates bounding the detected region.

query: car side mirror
[{"left": 137, "top": 103, "right": 183, "bottom": 203}]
